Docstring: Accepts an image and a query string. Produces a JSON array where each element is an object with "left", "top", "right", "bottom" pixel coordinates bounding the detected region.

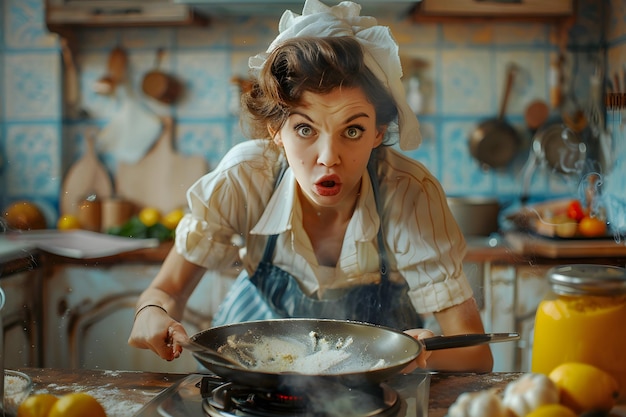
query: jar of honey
[{"left": 531, "top": 264, "right": 626, "bottom": 402}]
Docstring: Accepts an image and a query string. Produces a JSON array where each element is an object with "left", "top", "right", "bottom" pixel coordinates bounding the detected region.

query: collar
[{"left": 250, "top": 167, "right": 380, "bottom": 242}]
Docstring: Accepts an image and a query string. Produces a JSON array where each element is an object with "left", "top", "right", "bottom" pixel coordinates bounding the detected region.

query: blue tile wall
[{"left": 0, "top": 0, "right": 620, "bottom": 227}]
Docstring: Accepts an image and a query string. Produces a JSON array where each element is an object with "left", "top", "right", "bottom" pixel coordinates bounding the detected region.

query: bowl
[{"left": 4, "top": 370, "right": 33, "bottom": 416}]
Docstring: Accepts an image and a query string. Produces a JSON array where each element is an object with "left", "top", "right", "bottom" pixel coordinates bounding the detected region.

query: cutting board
[
  {"left": 505, "top": 231, "right": 626, "bottom": 258},
  {"left": 115, "top": 116, "right": 207, "bottom": 214},
  {"left": 61, "top": 135, "right": 113, "bottom": 216}
]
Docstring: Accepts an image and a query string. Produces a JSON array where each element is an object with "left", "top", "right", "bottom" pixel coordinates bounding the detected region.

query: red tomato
[
  {"left": 578, "top": 216, "right": 607, "bottom": 237},
  {"left": 566, "top": 200, "right": 585, "bottom": 222}
]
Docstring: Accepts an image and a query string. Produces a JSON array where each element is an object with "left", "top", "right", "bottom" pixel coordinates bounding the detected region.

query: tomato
[
  {"left": 578, "top": 216, "right": 607, "bottom": 237},
  {"left": 566, "top": 200, "right": 585, "bottom": 222}
]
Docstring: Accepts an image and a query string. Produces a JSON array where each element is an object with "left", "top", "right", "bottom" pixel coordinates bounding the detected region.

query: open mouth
[{"left": 315, "top": 176, "right": 341, "bottom": 197}]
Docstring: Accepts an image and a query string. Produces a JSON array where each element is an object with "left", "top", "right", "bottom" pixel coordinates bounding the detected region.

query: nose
[{"left": 316, "top": 135, "right": 340, "bottom": 167}]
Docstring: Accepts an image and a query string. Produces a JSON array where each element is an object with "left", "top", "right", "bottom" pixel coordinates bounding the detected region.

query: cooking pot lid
[{"left": 548, "top": 264, "right": 626, "bottom": 295}]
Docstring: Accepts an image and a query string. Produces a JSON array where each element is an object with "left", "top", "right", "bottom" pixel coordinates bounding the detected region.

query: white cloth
[
  {"left": 248, "top": 0, "right": 422, "bottom": 151},
  {"left": 175, "top": 140, "right": 472, "bottom": 314}
]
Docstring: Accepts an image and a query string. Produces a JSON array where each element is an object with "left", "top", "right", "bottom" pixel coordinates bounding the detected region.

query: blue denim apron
[{"left": 212, "top": 155, "right": 422, "bottom": 330}]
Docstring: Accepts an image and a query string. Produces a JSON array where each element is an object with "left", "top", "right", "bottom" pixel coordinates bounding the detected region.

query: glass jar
[{"left": 531, "top": 264, "right": 626, "bottom": 402}]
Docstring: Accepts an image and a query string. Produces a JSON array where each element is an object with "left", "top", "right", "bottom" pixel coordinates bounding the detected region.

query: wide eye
[
  {"left": 344, "top": 126, "right": 364, "bottom": 140},
  {"left": 296, "top": 124, "right": 315, "bottom": 138}
]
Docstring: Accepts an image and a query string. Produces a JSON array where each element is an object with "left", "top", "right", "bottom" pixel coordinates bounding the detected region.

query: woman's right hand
[{"left": 128, "top": 305, "right": 188, "bottom": 361}]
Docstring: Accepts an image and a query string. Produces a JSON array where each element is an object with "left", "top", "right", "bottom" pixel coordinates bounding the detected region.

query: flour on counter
[{"left": 37, "top": 382, "right": 151, "bottom": 417}]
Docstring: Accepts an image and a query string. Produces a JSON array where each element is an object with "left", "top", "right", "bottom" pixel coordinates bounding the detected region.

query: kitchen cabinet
[
  {"left": 1, "top": 269, "right": 42, "bottom": 368},
  {"left": 42, "top": 264, "right": 233, "bottom": 372}
]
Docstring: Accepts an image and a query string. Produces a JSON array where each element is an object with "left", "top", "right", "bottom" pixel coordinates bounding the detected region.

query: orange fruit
[
  {"left": 3, "top": 201, "right": 47, "bottom": 230},
  {"left": 17, "top": 393, "right": 59, "bottom": 417},
  {"left": 578, "top": 215, "right": 607, "bottom": 237},
  {"left": 57, "top": 214, "right": 81, "bottom": 230},
  {"left": 48, "top": 392, "right": 106, "bottom": 417}
]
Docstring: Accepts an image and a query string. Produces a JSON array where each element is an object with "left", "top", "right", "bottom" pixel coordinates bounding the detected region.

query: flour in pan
[{"left": 219, "top": 331, "right": 388, "bottom": 374}]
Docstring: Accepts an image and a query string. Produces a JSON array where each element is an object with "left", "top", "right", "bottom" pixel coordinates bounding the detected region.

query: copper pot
[{"left": 142, "top": 49, "right": 182, "bottom": 105}]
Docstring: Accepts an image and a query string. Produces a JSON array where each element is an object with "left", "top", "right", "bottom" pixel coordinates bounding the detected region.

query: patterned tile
[
  {"left": 4, "top": 0, "right": 56, "bottom": 49},
  {"left": 440, "top": 120, "right": 494, "bottom": 194},
  {"left": 4, "top": 52, "right": 60, "bottom": 120},
  {"left": 5, "top": 123, "right": 61, "bottom": 197},
  {"left": 441, "top": 49, "right": 492, "bottom": 115},
  {"left": 176, "top": 121, "right": 230, "bottom": 170},
  {"left": 175, "top": 50, "right": 230, "bottom": 119}
]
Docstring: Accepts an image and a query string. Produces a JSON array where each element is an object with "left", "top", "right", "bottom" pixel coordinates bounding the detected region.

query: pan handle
[{"left": 420, "top": 333, "right": 520, "bottom": 351}]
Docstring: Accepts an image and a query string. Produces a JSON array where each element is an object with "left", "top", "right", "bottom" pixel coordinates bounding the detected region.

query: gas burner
[
  {"left": 133, "top": 372, "right": 429, "bottom": 417},
  {"left": 202, "top": 380, "right": 401, "bottom": 417}
]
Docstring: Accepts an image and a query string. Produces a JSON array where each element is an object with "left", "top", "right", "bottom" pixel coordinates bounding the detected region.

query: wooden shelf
[{"left": 412, "top": 0, "right": 574, "bottom": 24}]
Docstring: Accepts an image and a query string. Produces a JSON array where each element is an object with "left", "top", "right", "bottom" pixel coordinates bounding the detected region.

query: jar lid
[{"left": 548, "top": 264, "right": 626, "bottom": 296}]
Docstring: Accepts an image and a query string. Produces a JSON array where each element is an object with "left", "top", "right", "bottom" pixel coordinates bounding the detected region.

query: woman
[{"left": 129, "top": 0, "right": 493, "bottom": 372}]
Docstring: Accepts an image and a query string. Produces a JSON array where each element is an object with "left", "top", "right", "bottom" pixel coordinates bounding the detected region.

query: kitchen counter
[
  {"left": 18, "top": 367, "right": 523, "bottom": 416},
  {"left": 4, "top": 231, "right": 626, "bottom": 273}
]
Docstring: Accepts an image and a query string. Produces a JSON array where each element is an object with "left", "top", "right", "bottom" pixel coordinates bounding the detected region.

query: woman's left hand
[{"left": 402, "top": 328, "right": 435, "bottom": 372}]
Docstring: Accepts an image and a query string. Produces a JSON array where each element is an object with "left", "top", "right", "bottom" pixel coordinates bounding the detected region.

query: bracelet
[{"left": 134, "top": 304, "right": 168, "bottom": 321}]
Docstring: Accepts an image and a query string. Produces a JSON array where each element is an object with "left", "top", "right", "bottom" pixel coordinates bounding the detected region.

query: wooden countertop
[
  {"left": 4, "top": 231, "right": 626, "bottom": 276},
  {"left": 18, "top": 367, "right": 523, "bottom": 416}
]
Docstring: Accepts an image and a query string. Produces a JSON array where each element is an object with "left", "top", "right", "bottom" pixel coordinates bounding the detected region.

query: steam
[{"left": 599, "top": 109, "right": 626, "bottom": 242}]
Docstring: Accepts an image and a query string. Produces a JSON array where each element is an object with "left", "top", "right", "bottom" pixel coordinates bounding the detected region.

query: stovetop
[{"left": 134, "top": 371, "right": 430, "bottom": 417}]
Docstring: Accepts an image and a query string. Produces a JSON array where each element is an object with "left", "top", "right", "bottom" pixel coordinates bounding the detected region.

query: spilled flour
[{"left": 37, "top": 381, "right": 151, "bottom": 417}]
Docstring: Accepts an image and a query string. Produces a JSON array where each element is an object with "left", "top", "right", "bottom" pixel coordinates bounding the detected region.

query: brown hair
[{"left": 241, "top": 36, "right": 398, "bottom": 142}]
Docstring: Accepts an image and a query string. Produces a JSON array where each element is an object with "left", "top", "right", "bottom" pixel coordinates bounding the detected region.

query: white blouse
[{"left": 175, "top": 139, "right": 472, "bottom": 314}]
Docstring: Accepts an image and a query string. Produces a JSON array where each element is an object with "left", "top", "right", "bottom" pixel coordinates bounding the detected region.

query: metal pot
[
  {"left": 189, "top": 319, "right": 518, "bottom": 390},
  {"left": 447, "top": 197, "right": 501, "bottom": 237},
  {"left": 532, "top": 124, "right": 586, "bottom": 175},
  {"left": 469, "top": 64, "right": 522, "bottom": 169}
]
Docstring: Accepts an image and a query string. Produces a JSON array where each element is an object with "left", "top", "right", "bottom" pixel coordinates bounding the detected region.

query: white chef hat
[{"left": 249, "top": 0, "right": 422, "bottom": 151}]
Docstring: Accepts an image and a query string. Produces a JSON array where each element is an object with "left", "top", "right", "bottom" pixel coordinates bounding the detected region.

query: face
[{"left": 273, "top": 87, "right": 385, "bottom": 212}]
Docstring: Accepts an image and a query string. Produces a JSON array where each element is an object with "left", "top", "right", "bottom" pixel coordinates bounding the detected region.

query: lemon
[
  {"left": 138, "top": 207, "right": 161, "bottom": 227},
  {"left": 48, "top": 392, "right": 106, "bottom": 417},
  {"left": 17, "top": 393, "right": 59, "bottom": 417},
  {"left": 57, "top": 214, "right": 81, "bottom": 230},
  {"left": 162, "top": 208, "right": 185, "bottom": 230},
  {"left": 549, "top": 362, "right": 619, "bottom": 413},
  {"left": 525, "top": 403, "right": 577, "bottom": 417}
]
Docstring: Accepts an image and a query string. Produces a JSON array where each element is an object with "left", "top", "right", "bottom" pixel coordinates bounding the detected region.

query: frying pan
[
  {"left": 469, "top": 64, "right": 522, "bottom": 169},
  {"left": 189, "top": 319, "right": 519, "bottom": 390}
]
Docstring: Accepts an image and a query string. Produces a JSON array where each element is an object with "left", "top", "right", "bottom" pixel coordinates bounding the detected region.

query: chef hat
[{"left": 249, "top": 0, "right": 422, "bottom": 151}]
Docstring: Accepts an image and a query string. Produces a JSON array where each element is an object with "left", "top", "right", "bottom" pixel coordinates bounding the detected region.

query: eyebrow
[{"left": 290, "top": 111, "right": 371, "bottom": 124}]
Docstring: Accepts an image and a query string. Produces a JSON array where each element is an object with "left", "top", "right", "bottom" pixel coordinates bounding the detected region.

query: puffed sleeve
[
  {"left": 379, "top": 149, "right": 473, "bottom": 314},
  {"left": 174, "top": 140, "right": 282, "bottom": 271}
]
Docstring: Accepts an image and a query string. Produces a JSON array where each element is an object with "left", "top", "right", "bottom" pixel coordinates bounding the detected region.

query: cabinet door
[
  {"left": 1, "top": 270, "right": 41, "bottom": 368},
  {"left": 44, "top": 264, "right": 221, "bottom": 372}
]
